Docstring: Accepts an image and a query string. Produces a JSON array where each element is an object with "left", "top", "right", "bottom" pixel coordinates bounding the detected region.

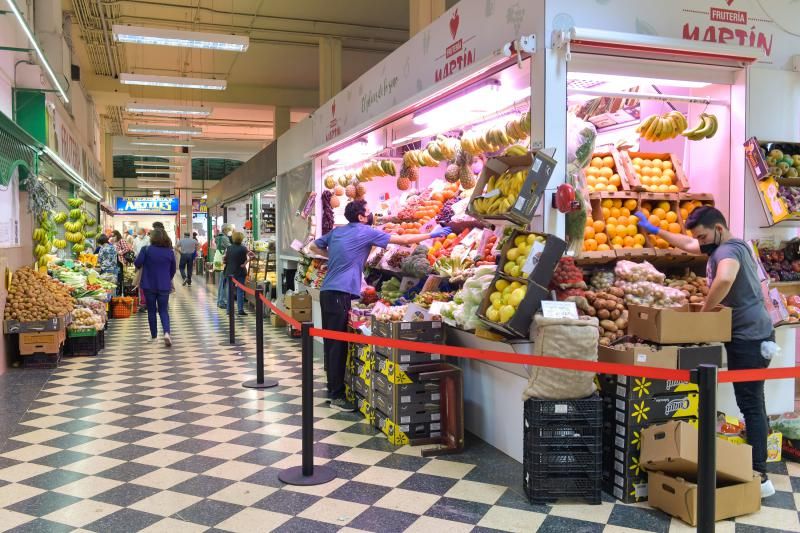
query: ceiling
[{"left": 66, "top": 0, "right": 412, "bottom": 195}]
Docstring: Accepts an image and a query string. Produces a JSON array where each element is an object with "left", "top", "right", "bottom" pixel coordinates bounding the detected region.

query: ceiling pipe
[{"left": 96, "top": 1, "right": 117, "bottom": 78}]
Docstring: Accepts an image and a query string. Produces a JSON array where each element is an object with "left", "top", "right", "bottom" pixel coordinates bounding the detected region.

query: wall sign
[
  {"left": 192, "top": 199, "right": 208, "bottom": 213},
  {"left": 115, "top": 197, "right": 179, "bottom": 213}
]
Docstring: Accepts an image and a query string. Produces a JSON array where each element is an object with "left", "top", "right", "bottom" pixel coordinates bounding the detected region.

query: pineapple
[
  {"left": 459, "top": 166, "right": 476, "bottom": 189},
  {"left": 396, "top": 176, "right": 411, "bottom": 191},
  {"left": 455, "top": 149, "right": 470, "bottom": 167},
  {"left": 444, "top": 164, "right": 460, "bottom": 183}
]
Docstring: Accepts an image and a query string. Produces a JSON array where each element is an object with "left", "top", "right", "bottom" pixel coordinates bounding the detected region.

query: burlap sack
[{"left": 522, "top": 314, "right": 599, "bottom": 401}]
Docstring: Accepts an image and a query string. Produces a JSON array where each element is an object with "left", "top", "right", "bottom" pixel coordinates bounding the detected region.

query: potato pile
[
  {"left": 4, "top": 267, "right": 73, "bottom": 322},
  {"left": 576, "top": 287, "right": 629, "bottom": 346},
  {"left": 665, "top": 271, "right": 708, "bottom": 305}
]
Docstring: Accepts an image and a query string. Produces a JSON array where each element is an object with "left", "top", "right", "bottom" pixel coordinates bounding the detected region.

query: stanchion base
[
  {"left": 219, "top": 340, "right": 245, "bottom": 347},
  {"left": 278, "top": 465, "right": 336, "bottom": 486},
  {"left": 243, "top": 379, "right": 279, "bottom": 389}
]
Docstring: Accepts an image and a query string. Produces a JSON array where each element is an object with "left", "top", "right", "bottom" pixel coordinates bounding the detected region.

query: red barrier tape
[
  {"left": 719, "top": 366, "right": 800, "bottom": 383},
  {"left": 231, "top": 277, "right": 256, "bottom": 296},
  {"left": 258, "top": 293, "right": 301, "bottom": 330},
  {"left": 308, "top": 327, "right": 692, "bottom": 382}
]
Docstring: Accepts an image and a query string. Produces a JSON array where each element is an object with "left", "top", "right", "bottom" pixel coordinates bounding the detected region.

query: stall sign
[
  {"left": 192, "top": 198, "right": 208, "bottom": 213},
  {"left": 47, "top": 97, "right": 105, "bottom": 193},
  {"left": 116, "top": 197, "right": 179, "bottom": 213}
]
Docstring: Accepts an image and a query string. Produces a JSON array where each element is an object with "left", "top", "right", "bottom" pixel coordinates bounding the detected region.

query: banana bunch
[
  {"left": 504, "top": 145, "right": 528, "bottom": 157},
  {"left": 471, "top": 170, "right": 526, "bottom": 215},
  {"left": 461, "top": 132, "right": 500, "bottom": 155},
  {"left": 53, "top": 212, "right": 68, "bottom": 224},
  {"left": 425, "top": 135, "right": 460, "bottom": 161},
  {"left": 84, "top": 215, "right": 96, "bottom": 227},
  {"left": 32, "top": 228, "right": 46, "bottom": 242},
  {"left": 32, "top": 224, "right": 52, "bottom": 259},
  {"left": 72, "top": 243, "right": 85, "bottom": 254},
  {"left": 69, "top": 208, "right": 83, "bottom": 221},
  {"left": 65, "top": 231, "right": 85, "bottom": 243},
  {"left": 53, "top": 239, "right": 67, "bottom": 249},
  {"left": 403, "top": 149, "right": 439, "bottom": 168},
  {"left": 67, "top": 198, "right": 84, "bottom": 209},
  {"left": 637, "top": 111, "right": 687, "bottom": 142},
  {"left": 505, "top": 116, "right": 529, "bottom": 142},
  {"left": 681, "top": 113, "right": 718, "bottom": 141},
  {"left": 64, "top": 220, "right": 83, "bottom": 232},
  {"left": 357, "top": 160, "right": 396, "bottom": 181}
]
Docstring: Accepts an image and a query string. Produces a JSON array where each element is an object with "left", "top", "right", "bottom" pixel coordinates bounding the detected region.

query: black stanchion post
[
  {"left": 220, "top": 276, "right": 243, "bottom": 346},
  {"left": 279, "top": 322, "right": 335, "bottom": 486},
  {"left": 696, "top": 364, "right": 718, "bottom": 533},
  {"left": 243, "top": 285, "right": 278, "bottom": 389}
]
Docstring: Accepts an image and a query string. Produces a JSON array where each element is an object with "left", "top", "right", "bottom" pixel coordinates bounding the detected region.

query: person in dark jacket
[
  {"left": 223, "top": 231, "right": 249, "bottom": 316},
  {"left": 134, "top": 228, "right": 177, "bottom": 346},
  {"left": 216, "top": 224, "right": 234, "bottom": 309}
]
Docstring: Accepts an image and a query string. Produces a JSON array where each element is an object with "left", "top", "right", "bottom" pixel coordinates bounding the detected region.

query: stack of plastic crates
[{"left": 523, "top": 395, "right": 602, "bottom": 505}]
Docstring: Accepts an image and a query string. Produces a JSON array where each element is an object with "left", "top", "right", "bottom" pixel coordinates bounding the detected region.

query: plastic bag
[
  {"left": 567, "top": 114, "right": 597, "bottom": 169},
  {"left": 213, "top": 249, "right": 224, "bottom": 271},
  {"left": 770, "top": 412, "right": 800, "bottom": 440}
]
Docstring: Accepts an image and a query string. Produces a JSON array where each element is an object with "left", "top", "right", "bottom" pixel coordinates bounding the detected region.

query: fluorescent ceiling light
[
  {"left": 152, "top": 190, "right": 161, "bottom": 195},
  {"left": 568, "top": 72, "right": 711, "bottom": 89},
  {"left": 5, "top": 0, "right": 69, "bottom": 103},
  {"left": 128, "top": 124, "right": 203, "bottom": 135},
  {"left": 120, "top": 73, "right": 226, "bottom": 90},
  {"left": 131, "top": 153, "right": 190, "bottom": 159},
  {"left": 201, "top": 193, "right": 207, "bottom": 199},
  {"left": 327, "top": 139, "right": 382, "bottom": 165},
  {"left": 133, "top": 161, "right": 183, "bottom": 168},
  {"left": 136, "top": 169, "right": 180, "bottom": 175},
  {"left": 126, "top": 103, "right": 212, "bottom": 116},
  {"left": 131, "top": 140, "right": 195, "bottom": 147},
  {"left": 113, "top": 24, "right": 249, "bottom": 52},
  {"left": 42, "top": 147, "right": 101, "bottom": 201}
]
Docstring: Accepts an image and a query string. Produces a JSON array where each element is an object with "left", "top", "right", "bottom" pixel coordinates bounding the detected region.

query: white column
[
  {"left": 409, "top": 0, "right": 445, "bottom": 37},
  {"left": 274, "top": 106, "right": 291, "bottom": 138},
  {"left": 175, "top": 147, "right": 192, "bottom": 240},
  {"left": 318, "top": 37, "right": 342, "bottom": 106}
]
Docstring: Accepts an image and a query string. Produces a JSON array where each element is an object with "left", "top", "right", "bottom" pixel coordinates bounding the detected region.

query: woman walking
[
  {"left": 223, "top": 231, "right": 249, "bottom": 316},
  {"left": 134, "top": 228, "right": 177, "bottom": 346}
]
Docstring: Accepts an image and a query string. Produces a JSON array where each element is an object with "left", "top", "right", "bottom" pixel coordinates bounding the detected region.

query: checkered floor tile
[{"left": 0, "top": 279, "right": 795, "bottom": 532}]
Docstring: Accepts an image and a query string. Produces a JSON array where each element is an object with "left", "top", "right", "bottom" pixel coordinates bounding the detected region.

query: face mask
[
  {"left": 365, "top": 213, "right": 374, "bottom": 226},
  {"left": 699, "top": 228, "right": 720, "bottom": 255}
]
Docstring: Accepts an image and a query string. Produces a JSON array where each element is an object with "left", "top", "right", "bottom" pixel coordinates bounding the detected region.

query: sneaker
[
  {"left": 164, "top": 333, "right": 172, "bottom": 347},
  {"left": 182, "top": 279, "right": 187, "bottom": 286},
  {"left": 761, "top": 474, "right": 775, "bottom": 498},
  {"left": 330, "top": 398, "right": 356, "bottom": 412},
  {"left": 238, "top": 310, "right": 248, "bottom": 316}
]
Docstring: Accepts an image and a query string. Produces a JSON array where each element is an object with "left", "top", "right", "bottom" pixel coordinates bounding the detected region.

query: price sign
[{"left": 541, "top": 301, "right": 579, "bottom": 320}]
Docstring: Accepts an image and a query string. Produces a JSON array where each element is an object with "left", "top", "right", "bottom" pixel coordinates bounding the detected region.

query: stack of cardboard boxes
[
  {"left": 641, "top": 420, "right": 761, "bottom": 526},
  {"left": 597, "top": 304, "right": 731, "bottom": 503},
  {"left": 283, "top": 293, "right": 312, "bottom": 323}
]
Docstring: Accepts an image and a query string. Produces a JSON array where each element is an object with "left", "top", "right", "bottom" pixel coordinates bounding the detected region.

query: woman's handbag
[{"left": 133, "top": 247, "right": 145, "bottom": 288}]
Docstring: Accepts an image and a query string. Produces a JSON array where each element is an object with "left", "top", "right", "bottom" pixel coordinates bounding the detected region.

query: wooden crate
[
  {"left": 585, "top": 150, "right": 632, "bottom": 194},
  {"left": 618, "top": 151, "right": 690, "bottom": 192},
  {"left": 579, "top": 192, "right": 654, "bottom": 263},
  {"left": 19, "top": 330, "right": 65, "bottom": 356}
]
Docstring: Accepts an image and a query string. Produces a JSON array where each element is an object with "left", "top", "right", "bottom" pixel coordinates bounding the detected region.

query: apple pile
[
  {"left": 759, "top": 247, "right": 800, "bottom": 282},
  {"left": 485, "top": 278, "right": 528, "bottom": 324}
]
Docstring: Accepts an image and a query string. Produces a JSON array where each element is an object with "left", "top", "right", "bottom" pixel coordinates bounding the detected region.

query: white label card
[
  {"left": 521, "top": 240, "right": 546, "bottom": 276},
  {"left": 482, "top": 188, "right": 501, "bottom": 199},
  {"left": 541, "top": 301, "right": 579, "bottom": 320}
]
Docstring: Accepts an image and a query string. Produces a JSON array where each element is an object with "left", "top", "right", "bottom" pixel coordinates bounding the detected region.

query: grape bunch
[
  {"left": 321, "top": 191, "right": 334, "bottom": 235},
  {"left": 436, "top": 197, "right": 458, "bottom": 225}
]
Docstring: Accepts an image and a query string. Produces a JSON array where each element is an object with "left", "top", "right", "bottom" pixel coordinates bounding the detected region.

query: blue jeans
[
  {"left": 217, "top": 275, "right": 228, "bottom": 307},
  {"left": 233, "top": 273, "right": 246, "bottom": 313},
  {"left": 144, "top": 289, "right": 170, "bottom": 338},
  {"left": 179, "top": 253, "right": 194, "bottom": 282}
]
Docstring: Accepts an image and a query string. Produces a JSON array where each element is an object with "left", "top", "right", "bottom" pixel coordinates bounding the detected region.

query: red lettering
[
  {"left": 734, "top": 28, "right": 748, "bottom": 46},
  {"left": 718, "top": 27, "right": 734, "bottom": 44},
  {"left": 702, "top": 26, "right": 717, "bottom": 42},
  {"left": 682, "top": 23, "right": 700, "bottom": 40},
  {"left": 757, "top": 32, "right": 773, "bottom": 56}
]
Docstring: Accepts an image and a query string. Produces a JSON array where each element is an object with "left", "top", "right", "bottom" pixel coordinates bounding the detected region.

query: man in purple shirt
[{"left": 309, "top": 199, "right": 451, "bottom": 412}]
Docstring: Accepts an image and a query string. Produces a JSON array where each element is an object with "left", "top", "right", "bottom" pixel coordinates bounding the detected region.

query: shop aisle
[{"left": 0, "top": 282, "right": 794, "bottom": 533}]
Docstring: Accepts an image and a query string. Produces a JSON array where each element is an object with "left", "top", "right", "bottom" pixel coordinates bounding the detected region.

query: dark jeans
[
  {"left": 144, "top": 289, "right": 170, "bottom": 338},
  {"left": 217, "top": 275, "right": 228, "bottom": 307},
  {"left": 231, "top": 273, "right": 246, "bottom": 313},
  {"left": 726, "top": 333, "right": 774, "bottom": 474},
  {"left": 179, "top": 253, "right": 194, "bottom": 282},
  {"left": 320, "top": 290, "right": 352, "bottom": 399}
]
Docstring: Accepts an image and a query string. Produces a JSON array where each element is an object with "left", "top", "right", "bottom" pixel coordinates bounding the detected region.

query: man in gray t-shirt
[
  {"left": 177, "top": 233, "right": 199, "bottom": 286},
  {"left": 636, "top": 206, "right": 775, "bottom": 498}
]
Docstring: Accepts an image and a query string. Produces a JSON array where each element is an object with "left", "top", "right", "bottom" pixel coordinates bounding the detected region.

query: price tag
[
  {"left": 481, "top": 188, "right": 501, "bottom": 199},
  {"left": 541, "top": 301, "right": 579, "bottom": 320},
  {"left": 521, "top": 240, "right": 546, "bottom": 276}
]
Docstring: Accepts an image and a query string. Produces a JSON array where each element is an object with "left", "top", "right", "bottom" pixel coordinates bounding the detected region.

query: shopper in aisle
[
  {"left": 177, "top": 232, "right": 199, "bottom": 286},
  {"left": 636, "top": 206, "right": 776, "bottom": 498},
  {"left": 133, "top": 228, "right": 150, "bottom": 256},
  {"left": 125, "top": 229, "right": 135, "bottom": 247},
  {"left": 223, "top": 231, "right": 249, "bottom": 316},
  {"left": 111, "top": 230, "right": 135, "bottom": 296},
  {"left": 215, "top": 224, "right": 234, "bottom": 309},
  {"left": 309, "top": 199, "right": 452, "bottom": 412},
  {"left": 97, "top": 234, "right": 120, "bottom": 286},
  {"left": 134, "top": 228, "right": 177, "bottom": 347}
]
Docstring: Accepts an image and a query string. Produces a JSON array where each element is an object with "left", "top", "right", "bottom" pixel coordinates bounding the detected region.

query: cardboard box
[
  {"left": 627, "top": 304, "right": 732, "bottom": 344},
  {"left": 373, "top": 345, "right": 443, "bottom": 364},
  {"left": 284, "top": 293, "right": 311, "bottom": 309},
  {"left": 372, "top": 390, "right": 441, "bottom": 423},
  {"left": 355, "top": 394, "right": 375, "bottom": 424},
  {"left": 598, "top": 341, "right": 723, "bottom": 370},
  {"left": 467, "top": 150, "right": 558, "bottom": 226},
  {"left": 640, "top": 421, "right": 753, "bottom": 483},
  {"left": 374, "top": 409, "right": 441, "bottom": 446},
  {"left": 598, "top": 373, "right": 698, "bottom": 400},
  {"left": 5, "top": 316, "right": 66, "bottom": 334},
  {"left": 371, "top": 369, "right": 441, "bottom": 403},
  {"left": 602, "top": 473, "right": 648, "bottom": 503},
  {"left": 477, "top": 273, "right": 551, "bottom": 338},
  {"left": 614, "top": 393, "right": 699, "bottom": 426},
  {"left": 496, "top": 229, "right": 567, "bottom": 288},
  {"left": 18, "top": 331, "right": 65, "bottom": 356},
  {"left": 371, "top": 317, "right": 444, "bottom": 343},
  {"left": 647, "top": 470, "right": 761, "bottom": 526},
  {"left": 290, "top": 308, "right": 312, "bottom": 322},
  {"left": 270, "top": 314, "right": 287, "bottom": 327}
]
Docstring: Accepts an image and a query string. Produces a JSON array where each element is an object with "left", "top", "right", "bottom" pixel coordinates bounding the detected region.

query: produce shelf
[{"left": 776, "top": 321, "right": 800, "bottom": 329}]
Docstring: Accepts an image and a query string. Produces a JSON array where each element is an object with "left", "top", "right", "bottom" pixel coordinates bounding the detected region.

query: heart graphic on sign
[
  {"left": 449, "top": 9, "right": 459, "bottom": 39},
  {"left": 725, "top": 0, "right": 734, "bottom": 4}
]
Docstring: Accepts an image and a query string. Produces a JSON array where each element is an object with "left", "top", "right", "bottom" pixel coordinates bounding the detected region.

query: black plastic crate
[
  {"left": 524, "top": 396, "right": 603, "bottom": 428},
  {"left": 21, "top": 350, "right": 61, "bottom": 368},
  {"left": 524, "top": 472, "right": 602, "bottom": 505},
  {"left": 99, "top": 328, "right": 105, "bottom": 349},
  {"left": 524, "top": 423, "right": 603, "bottom": 448},
  {"left": 525, "top": 448, "right": 602, "bottom": 476},
  {"left": 64, "top": 334, "right": 100, "bottom": 357}
]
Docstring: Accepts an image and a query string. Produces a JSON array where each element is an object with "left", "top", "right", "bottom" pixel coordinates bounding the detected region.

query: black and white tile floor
[{"left": 0, "top": 280, "right": 796, "bottom": 532}]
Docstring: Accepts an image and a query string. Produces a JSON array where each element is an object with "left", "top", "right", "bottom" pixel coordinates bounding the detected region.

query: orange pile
[
  {"left": 584, "top": 198, "right": 646, "bottom": 252},
  {"left": 631, "top": 157, "right": 680, "bottom": 192},
  {"left": 679, "top": 199, "right": 711, "bottom": 237},
  {"left": 585, "top": 155, "right": 623, "bottom": 193},
  {"left": 640, "top": 200, "right": 682, "bottom": 248}
]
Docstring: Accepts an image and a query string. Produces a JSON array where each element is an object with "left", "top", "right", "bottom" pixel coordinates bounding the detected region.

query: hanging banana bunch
[
  {"left": 681, "top": 113, "right": 718, "bottom": 141},
  {"left": 636, "top": 111, "right": 687, "bottom": 142}
]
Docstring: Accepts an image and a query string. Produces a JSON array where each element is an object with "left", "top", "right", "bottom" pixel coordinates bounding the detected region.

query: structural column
[
  {"left": 274, "top": 106, "right": 291, "bottom": 138},
  {"left": 409, "top": 0, "right": 445, "bottom": 37},
  {"left": 318, "top": 37, "right": 342, "bottom": 106},
  {"left": 175, "top": 146, "right": 192, "bottom": 240}
]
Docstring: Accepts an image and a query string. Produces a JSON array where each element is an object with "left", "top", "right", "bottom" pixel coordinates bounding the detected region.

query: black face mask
[
  {"left": 365, "top": 213, "right": 374, "bottom": 226},
  {"left": 699, "top": 228, "right": 720, "bottom": 255}
]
